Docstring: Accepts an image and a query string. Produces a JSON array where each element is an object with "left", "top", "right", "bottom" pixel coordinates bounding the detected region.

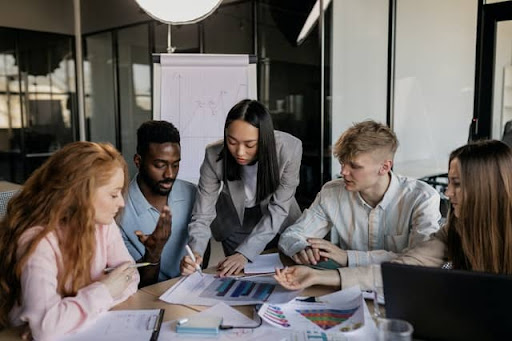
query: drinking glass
[
  {"left": 372, "top": 264, "right": 384, "bottom": 319},
  {"left": 378, "top": 318, "right": 414, "bottom": 341}
]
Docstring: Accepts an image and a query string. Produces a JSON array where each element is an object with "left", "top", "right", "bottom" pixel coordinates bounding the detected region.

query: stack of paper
[{"left": 244, "top": 253, "right": 284, "bottom": 274}]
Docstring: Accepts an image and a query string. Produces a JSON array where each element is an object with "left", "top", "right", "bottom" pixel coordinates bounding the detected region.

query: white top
[
  {"left": 241, "top": 162, "right": 258, "bottom": 208},
  {"left": 278, "top": 172, "right": 441, "bottom": 267}
]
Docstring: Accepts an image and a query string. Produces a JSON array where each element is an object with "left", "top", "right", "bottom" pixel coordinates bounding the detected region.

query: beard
[{"left": 139, "top": 166, "right": 174, "bottom": 196}]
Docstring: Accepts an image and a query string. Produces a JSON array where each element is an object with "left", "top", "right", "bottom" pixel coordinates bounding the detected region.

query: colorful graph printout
[
  {"left": 258, "top": 286, "right": 365, "bottom": 332},
  {"left": 261, "top": 305, "right": 290, "bottom": 328},
  {"left": 159, "top": 273, "right": 299, "bottom": 306},
  {"left": 295, "top": 308, "right": 358, "bottom": 330},
  {"left": 199, "top": 278, "right": 276, "bottom": 302}
]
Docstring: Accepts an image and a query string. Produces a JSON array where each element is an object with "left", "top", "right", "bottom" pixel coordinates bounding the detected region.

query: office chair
[{"left": 0, "top": 190, "right": 19, "bottom": 219}]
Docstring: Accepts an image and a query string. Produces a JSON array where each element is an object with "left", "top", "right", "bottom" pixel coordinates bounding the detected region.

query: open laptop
[{"left": 381, "top": 262, "right": 512, "bottom": 341}]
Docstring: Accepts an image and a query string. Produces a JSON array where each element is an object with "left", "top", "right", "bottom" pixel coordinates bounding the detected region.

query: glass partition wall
[{"left": 0, "top": 28, "right": 76, "bottom": 183}]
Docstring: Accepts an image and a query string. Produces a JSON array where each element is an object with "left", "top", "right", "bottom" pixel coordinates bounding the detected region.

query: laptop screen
[{"left": 381, "top": 262, "right": 512, "bottom": 341}]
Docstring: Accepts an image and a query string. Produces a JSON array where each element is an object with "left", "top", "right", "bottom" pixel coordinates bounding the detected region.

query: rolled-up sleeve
[{"left": 278, "top": 187, "right": 333, "bottom": 257}]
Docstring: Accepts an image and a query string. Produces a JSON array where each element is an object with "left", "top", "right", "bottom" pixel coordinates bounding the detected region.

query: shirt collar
[
  {"left": 354, "top": 171, "right": 399, "bottom": 209},
  {"left": 129, "top": 175, "right": 183, "bottom": 216},
  {"left": 378, "top": 171, "right": 399, "bottom": 209}
]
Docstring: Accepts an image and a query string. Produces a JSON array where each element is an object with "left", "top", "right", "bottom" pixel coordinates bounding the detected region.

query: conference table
[{"left": 0, "top": 267, "right": 381, "bottom": 340}]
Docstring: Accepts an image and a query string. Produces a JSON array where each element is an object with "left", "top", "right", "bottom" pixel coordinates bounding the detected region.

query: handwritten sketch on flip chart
[{"left": 154, "top": 54, "right": 256, "bottom": 183}]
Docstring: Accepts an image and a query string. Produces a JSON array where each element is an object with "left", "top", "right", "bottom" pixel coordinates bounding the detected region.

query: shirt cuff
[
  {"left": 280, "top": 239, "right": 310, "bottom": 257},
  {"left": 337, "top": 267, "right": 374, "bottom": 291},
  {"left": 235, "top": 244, "right": 258, "bottom": 262},
  {"left": 347, "top": 250, "right": 370, "bottom": 267}
]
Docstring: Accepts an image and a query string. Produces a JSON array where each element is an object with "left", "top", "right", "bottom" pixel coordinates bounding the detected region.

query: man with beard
[
  {"left": 118, "top": 121, "right": 196, "bottom": 286},
  {"left": 278, "top": 120, "right": 441, "bottom": 274}
]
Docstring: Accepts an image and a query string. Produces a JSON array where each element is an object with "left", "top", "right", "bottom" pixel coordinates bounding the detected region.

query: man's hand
[
  {"left": 135, "top": 206, "right": 171, "bottom": 262},
  {"left": 307, "top": 238, "right": 348, "bottom": 267},
  {"left": 217, "top": 253, "right": 248, "bottom": 277},
  {"left": 291, "top": 246, "right": 321, "bottom": 265}
]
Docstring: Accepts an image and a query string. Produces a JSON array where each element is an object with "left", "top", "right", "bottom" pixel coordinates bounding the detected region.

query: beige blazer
[{"left": 188, "top": 131, "right": 302, "bottom": 261}]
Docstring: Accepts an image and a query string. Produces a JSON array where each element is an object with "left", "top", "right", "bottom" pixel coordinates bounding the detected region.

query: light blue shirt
[
  {"left": 118, "top": 176, "right": 196, "bottom": 281},
  {"left": 278, "top": 172, "right": 441, "bottom": 267}
]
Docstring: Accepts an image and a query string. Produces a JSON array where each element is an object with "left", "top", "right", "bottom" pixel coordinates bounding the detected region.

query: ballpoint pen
[
  {"left": 185, "top": 245, "right": 204, "bottom": 276},
  {"left": 104, "top": 262, "right": 157, "bottom": 273}
]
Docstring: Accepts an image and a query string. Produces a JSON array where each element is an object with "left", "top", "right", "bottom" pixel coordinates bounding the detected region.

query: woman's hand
[
  {"left": 217, "top": 253, "right": 247, "bottom": 277},
  {"left": 99, "top": 261, "right": 136, "bottom": 299},
  {"left": 275, "top": 266, "right": 342, "bottom": 290},
  {"left": 180, "top": 253, "right": 203, "bottom": 276},
  {"left": 274, "top": 266, "right": 321, "bottom": 290}
]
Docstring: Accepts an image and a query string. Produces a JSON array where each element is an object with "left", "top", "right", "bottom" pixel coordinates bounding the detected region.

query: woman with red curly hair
[{"left": 0, "top": 142, "right": 139, "bottom": 340}]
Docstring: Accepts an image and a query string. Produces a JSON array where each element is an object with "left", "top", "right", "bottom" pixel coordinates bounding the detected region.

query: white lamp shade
[{"left": 134, "top": 0, "right": 222, "bottom": 25}]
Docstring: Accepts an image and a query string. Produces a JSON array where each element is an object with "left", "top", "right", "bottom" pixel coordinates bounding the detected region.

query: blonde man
[{"left": 279, "top": 120, "right": 441, "bottom": 270}]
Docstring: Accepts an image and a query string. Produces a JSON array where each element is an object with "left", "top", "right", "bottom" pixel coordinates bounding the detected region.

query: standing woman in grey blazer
[{"left": 181, "top": 99, "right": 302, "bottom": 277}]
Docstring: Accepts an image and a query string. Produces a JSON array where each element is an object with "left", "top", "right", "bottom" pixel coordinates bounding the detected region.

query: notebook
[{"left": 381, "top": 262, "right": 512, "bottom": 341}]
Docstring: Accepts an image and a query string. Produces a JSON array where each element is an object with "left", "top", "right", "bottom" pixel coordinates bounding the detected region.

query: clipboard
[
  {"left": 150, "top": 309, "right": 165, "bottom": 341},
  {"left": 57, "top": 309, "right": 165, "bottom": 341}
]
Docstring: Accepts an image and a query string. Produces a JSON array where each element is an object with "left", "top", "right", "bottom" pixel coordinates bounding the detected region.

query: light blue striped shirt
[{"left": 279, "top": 172, "right": 441, "bottom": 267}]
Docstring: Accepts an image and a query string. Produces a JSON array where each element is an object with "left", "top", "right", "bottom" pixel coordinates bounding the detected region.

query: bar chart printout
[
  {"left": 199, "top": 278, "right": 276, "bottom": 302},
  {"left": 159, "top": 272, "right": 299, "bottom": 306}
]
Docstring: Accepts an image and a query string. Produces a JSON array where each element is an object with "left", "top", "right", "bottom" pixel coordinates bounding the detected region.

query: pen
[
  {"left": 185, "top": 245, "right": 204, "bottom": 277},
  {"left": 104, "top": 262, "right": 156, "bottom": 273},
  {"left": 228, "top": 273, "right": 274, "bottom": 280}
]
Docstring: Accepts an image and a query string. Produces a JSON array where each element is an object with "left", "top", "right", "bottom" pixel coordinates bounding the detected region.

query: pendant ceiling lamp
[{"left": 134, "top": 0, "right": 222, "bottom": 24}]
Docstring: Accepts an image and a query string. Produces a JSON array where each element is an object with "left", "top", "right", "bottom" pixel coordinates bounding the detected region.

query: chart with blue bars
[{"left": 199, "top": 278, "right": 276, "bottom": 301}]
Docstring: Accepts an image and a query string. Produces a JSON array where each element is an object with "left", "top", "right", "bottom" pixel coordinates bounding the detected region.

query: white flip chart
[{"left": 153, "top": 54, "right": 257, "bottom": 183}]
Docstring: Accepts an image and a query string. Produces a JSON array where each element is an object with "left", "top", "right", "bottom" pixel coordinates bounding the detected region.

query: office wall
[
  {"left": 392, "top": 0, "right": 477, "bottom": 177},
  {"left": 331, "top": 0, "right": 477, "bottom": 179},
  {"left": 330, "top": 0, "right": 389, "bottom": 177},
  {"left": 0, "top": 0, "right": 73, "bottom": 34}
]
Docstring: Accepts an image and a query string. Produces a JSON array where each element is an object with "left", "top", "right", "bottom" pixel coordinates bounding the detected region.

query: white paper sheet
[
  {"left": 56, "top": 309, "right": 162, "bottom": 341},
  {"left": 244, "top": 253, "right": 284, "bottom": 274},
  {"left": 159, "top": 272, "right": 298, "bottom": 306}
]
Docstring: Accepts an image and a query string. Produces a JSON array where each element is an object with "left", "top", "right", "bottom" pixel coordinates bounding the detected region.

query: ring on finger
[{"left": 125, "top": 274, "right": 131, "bottom": 281}]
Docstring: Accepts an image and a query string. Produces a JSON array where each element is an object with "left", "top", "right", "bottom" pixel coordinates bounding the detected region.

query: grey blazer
[{"left": 188, "top": 130, "right": 302, "bottom": 261}]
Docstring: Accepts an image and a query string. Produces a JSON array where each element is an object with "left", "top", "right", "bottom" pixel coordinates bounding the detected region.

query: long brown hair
[
  {"left": 446, "top": 140, "right": 512, "bottom": 274},
  {"left": 0, "top": 142, "right": 128, "bottom": 328}
]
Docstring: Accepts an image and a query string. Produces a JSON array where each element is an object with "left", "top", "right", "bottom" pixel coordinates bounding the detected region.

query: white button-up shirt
[{"left": 279, "top": 172, "right": 441, "bottom": 266}]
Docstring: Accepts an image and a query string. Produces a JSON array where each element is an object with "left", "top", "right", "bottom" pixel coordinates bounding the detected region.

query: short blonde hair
[{"left": 333, "top": 120, "right": 398, "bottom": 163}]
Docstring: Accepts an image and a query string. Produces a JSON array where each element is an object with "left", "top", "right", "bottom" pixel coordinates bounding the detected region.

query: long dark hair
[
  {"left": 446, "top": 140, "right": 512, "bottom": 274},
  {"left": 218, "top": 99, "right": 279, "bottom": 202}
]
